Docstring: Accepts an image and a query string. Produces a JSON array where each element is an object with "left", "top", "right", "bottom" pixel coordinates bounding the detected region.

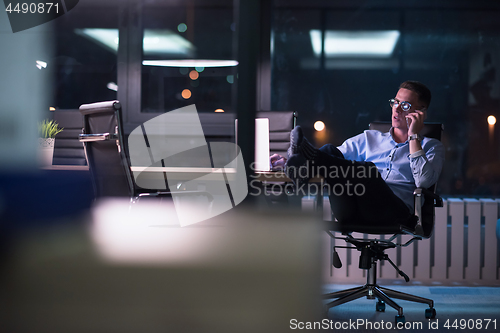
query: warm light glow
[
  {"left": 189, "top": 70, "right": 199, "bottom": 80},
  {"left": 314, "top": 121, "right": 325, "bottom": 131},
  {"left": 181, "top": 89, "right": 192, "bottom": 99},
  {"left": 215, "top": 109, "right": 224, "bottom": 113},
  {"left": 487, "top": 115, "right": 497, "bottom": 125},
  {"left": 49, "top": 107, "right": 56, "bottom": 111}
]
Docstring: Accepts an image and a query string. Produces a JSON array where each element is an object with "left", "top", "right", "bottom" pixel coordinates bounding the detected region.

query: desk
[
  {"left": 254, "top": 171, "right": 323, "bottom": 183},
  {"left": 43, "top": 166, "right": 326, "bottom": 210},
  {"left": 41, "top": 165, "right": 89, "bottom": 171},
  {"left": 255, "top": 172, "right": 325, "bottom": 212},
  {"left": 131, "top": 166, "right": 237, "bottom": 181},
  {"left": 43, "top": 165, "right": 235, "bottom": 181}
]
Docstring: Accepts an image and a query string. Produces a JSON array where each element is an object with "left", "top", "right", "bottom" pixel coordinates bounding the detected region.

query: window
[
  {"left": 271, "top": 1, "right": 500, "bottom": 197},
  {"left": 140, "top": 1, "right": 236, "bottom": 114},
  {"left": 52, "top": 3, "right": 119, "bottom": 109}
]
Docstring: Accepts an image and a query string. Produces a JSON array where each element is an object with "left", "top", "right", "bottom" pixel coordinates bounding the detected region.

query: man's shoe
[
  {"left": 287, "top": 125, "right": 318, "bottom": 161},
  {"left": 287, "top": 125, "right": 303, "bottom": 157}
]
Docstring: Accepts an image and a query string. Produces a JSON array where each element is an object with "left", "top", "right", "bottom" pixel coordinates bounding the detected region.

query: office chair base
[{"left": 324, "top": 283, "right": 435, "bottom": 322}]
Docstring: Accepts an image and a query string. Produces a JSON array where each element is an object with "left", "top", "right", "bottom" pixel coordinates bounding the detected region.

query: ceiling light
[
  {"left": 310, "top": 30, "right": 400, "bottom": 58},
  {"left": 143, "top": 59, "right": 238, "bottom": 68},
  {"left": 75, "top": 28, "right": 195, "bottom": 56}
]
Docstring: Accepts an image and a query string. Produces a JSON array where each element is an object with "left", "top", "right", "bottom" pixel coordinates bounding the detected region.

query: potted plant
[{"left": 38, "top": 119, "right": 63, "bottom": 166}]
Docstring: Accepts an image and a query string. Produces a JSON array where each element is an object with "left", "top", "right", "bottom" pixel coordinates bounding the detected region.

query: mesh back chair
[
  {"left": 79, "top": 100, "right": 213, "bottom": 203},
  {"left": 323, "top": 121, "right": 444, "bottom": 324}
]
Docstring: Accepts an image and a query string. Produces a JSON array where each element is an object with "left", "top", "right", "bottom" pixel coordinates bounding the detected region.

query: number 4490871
[
  {"left": 444, "top": 319, "right": 496, "bottom": 330},
  {"left": 5, "top": 3, "right": 59, "bottom": 14}
]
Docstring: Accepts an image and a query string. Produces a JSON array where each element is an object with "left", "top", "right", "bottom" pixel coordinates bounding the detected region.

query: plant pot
[{"left": 38, "top": 138, "right": 55, "bottom": 166}]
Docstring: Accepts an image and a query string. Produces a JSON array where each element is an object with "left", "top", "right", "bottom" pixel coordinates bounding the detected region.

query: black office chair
[
  {"left": 256, "top": 111, "right": 297, "bottom": 159},
  {"left": 52, "top": 109, "right": 87, "bottom": 166},
  {"left": 323, "top": 121, "right": 444, "bottom": 324},
  {"left": 255, "top": 111, "right": 297, "bottom": 206},
  {"left": 79, "top": 100, "right": 213, "bottom": 203}
]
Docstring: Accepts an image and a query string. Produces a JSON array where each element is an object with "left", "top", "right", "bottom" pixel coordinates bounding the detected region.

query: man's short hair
[{"left": 399, "top": 81, "right": 432, "bottom": 109}]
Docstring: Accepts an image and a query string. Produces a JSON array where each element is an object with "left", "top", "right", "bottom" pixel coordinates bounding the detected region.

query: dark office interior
[
  {"left": 1, "top": 0, "right": 500, "bottom": 332},
  {"left": 39, "top": 0, "right": 500, "bottom": 197}
]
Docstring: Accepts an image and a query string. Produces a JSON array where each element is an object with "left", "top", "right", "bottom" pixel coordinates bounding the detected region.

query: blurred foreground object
[{"left": 1, "top": 199, "right": 323, "bottom": 333}]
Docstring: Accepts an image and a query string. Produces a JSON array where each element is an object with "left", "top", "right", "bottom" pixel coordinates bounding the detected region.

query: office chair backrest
[
  {"left": 79, "top": 101, "right": 134, "bottom": 198},
  {"left": 52, "top": 110, "right": 87, "bottom": 165},
  {"left": 256, "top": 111, "right": 297, "bottom": 158},
  {"left": 369, "top": 121, "right": 443, "bottom": 141},
  {"left": 369, "top": 121, "right": 443, "bottom": 237}
]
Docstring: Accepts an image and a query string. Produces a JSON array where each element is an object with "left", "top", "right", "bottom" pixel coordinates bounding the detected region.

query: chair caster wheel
[
  {"left": 395, "top": 315, "right": 405, "bottom": 324},
  {"left": 376, "top": 300, "right": 386, "bottom": 312},
  {"left": 425, "top": 308, "right": 436, "bottom": 319}
]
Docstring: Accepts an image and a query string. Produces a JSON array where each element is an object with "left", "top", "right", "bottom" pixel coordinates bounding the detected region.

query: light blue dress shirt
[{"left": 336, "top": 129, "right": 445, "bottom": 211}]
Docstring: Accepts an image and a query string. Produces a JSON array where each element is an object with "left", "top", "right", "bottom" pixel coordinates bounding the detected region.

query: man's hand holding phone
[{"left": 405, "top": 108, "right": 426, "bottom": 135}]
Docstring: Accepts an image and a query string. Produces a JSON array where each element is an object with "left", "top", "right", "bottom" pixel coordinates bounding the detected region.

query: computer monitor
[{"left": 234, "top": 118, "right": 270, "bottom": 172}]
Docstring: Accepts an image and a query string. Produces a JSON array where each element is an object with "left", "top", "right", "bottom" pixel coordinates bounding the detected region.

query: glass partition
[
  {"left": 141, "top": 1, "right": 236, "bottom": 114},
  {"left": 271, "top": 2, "right": 500, "bottom": 197},
  {"left": 51, "top": 3, "right": 119, "bottom": 109}
]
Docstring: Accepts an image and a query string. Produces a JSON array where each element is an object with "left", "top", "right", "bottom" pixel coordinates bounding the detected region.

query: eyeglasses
[{"left": 389, "top": 99, "right": 412, "bottom": 112}]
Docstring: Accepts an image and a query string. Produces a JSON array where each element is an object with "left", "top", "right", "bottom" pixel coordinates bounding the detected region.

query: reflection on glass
[
  {"left": 141, "top": 2, "right": 235, "bottom": 114},
  {"left": 75, "top": 28, "right": 195, "bottom": 57},
  {"left": 309, "top": 30, "right": 400, "bottom": 58}
]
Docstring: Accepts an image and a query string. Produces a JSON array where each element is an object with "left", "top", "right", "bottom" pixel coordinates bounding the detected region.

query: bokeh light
[
  {"left": 487, "top": 115, "right": 496, "bottom": 125},
  {"left": 181, "top": 89, "right": 191, "bottom": 99},
  {"left": 189, "top": 70, "right": 199, "bottom": 80},
  {"left": 177, "top": 23, "right": 187, "bottom": 33},
  {"left": 314, "top": 121, "right": 325, "bottom": 131}
]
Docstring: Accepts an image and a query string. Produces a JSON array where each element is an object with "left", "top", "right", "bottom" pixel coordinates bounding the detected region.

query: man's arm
[
  {"left": 405, "top": 109, "right": 445, "bottom": 189},
  {"left": 406, "top": 109, "right": 426, "bottom": 155},
  {"left": 336, "top": 132, "right": 366, "bottom": 161},
  {"left": 409, "top": 139, "right": 445, "bottom": 189}
]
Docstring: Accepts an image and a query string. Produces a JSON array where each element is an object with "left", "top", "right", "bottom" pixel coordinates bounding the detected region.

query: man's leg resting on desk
[{"left": 286, "top": 127, "right": 411, "bottom": 226}]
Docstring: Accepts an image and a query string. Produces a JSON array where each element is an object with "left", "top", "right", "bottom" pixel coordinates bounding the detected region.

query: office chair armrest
[
  {"left": 79, "top": 133, "right": 118, "bottom": 142},
  {"left": 412, "top": 187, "right": 443, "bottom": 237},
  {"left": 413, "top": 188, "right": 443, "bottom": 207}
]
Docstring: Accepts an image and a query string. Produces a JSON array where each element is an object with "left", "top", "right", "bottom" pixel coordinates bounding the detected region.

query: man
[{"left": 270, "top": 81, "right": 444, "bottom": 226}]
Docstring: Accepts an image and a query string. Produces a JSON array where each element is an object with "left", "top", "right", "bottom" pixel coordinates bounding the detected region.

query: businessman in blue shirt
[{"left": 270, "top": 81, "right": 444, "bottom": 226}]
